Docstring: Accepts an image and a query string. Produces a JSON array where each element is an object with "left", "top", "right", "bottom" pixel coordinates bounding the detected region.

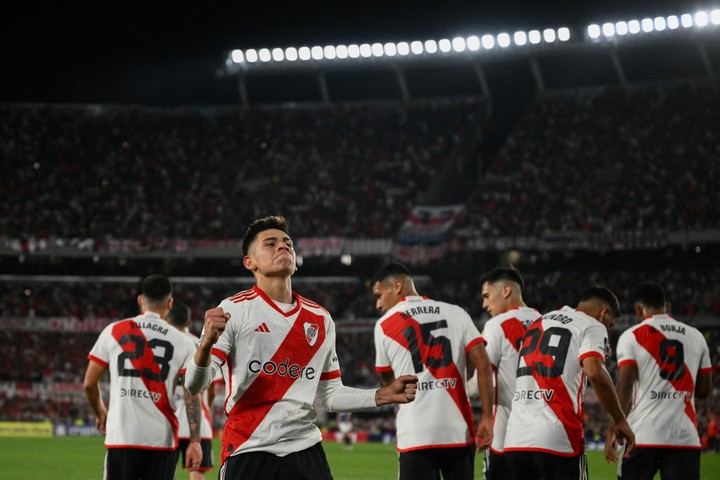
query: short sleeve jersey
[
  {"left": 616, "top": 314, "right": 712, "bottom": 448},
  {"left": 87, "top": 312, "right": 197, "bottom": 449},
  {"left": 481, "top": 306, "right": 541, "bottom": 453},
  {"left": 204, "top": 286, "right": 340, "bottom": 462},
  {"left": 504, "top": 306, "right": 608, "bottom": 456},
  {"left": 174, "top": 331, "right": 222, "bottom": 440},
  {"left": 374, "top": 295, "right": 484, "bottom": 452}
]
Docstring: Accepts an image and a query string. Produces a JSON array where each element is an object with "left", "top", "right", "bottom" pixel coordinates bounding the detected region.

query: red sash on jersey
[
  {"left": 111, "top": 320, "right": 179, "bottom": 438},
  {"left": 381, "top": 311, "right": 476, "bottom": 438},
  {"left": 501, "top": 318, "right": 530, "bottom": 352},
  {"left": 633, "top": 325, "right": 697, "bottom": 426},
  {"left": 522, "top": 323, "right": 584, "bottom": 454},
  {"left": 222, "top": 308, "right": 326, "bottom": 463}
]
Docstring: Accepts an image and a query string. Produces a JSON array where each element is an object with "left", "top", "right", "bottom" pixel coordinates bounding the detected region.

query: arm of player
[
  {"left": 83, "top": 361, "right": 109, "bottom": 434},
  {"left": 583, "top": 356, "right": 635, "bottom": 460},
  {"left": 186, "top": 307, "right": 228, "bottom": 395},
  {"left": 378, "top": 370, "right": 395, "bottom": 388},
  {"left": 183, "top": 386, "right": 203, "bottom": 470},
  {"left": 604, "top": 363, "right": 636, "bottom": 463},
  {"left": 468, "top": 343, "right": 494, "bottom": 450},
  {"left": 317, "top": 375, "right": 418, "bottom": 411}
]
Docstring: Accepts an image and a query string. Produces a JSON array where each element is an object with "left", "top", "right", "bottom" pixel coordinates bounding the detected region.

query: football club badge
[{"left": 304, "top": 322, "right": 319, "bottom": 346}]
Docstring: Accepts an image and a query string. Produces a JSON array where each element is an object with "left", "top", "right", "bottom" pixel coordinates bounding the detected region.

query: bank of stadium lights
[
  {"left": 587, "top": 8, "right": 720, "bottom": 40},
  {"left": 227, "top": 27, "right": 571, "bottom": 66}
]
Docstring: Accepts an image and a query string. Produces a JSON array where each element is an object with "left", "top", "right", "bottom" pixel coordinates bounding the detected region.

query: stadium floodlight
[
  {"left": 360, "top": 43, "right": 373, "bottom": 58},
  {"left": 695, "top": 11, "right": 709, "bottom": 27},
  {"left": 558, "top": 27, "right": 570, "bottom": 41},
  {"left": 410, "top": 41, "right": 424, "bottom": 54},
  {"left": 615, "top": 21, "right": 629, "bottom": 35},
  {"left": 383, "top": 42, "right": 397, "bottom": 56},
  {"left": 712, "top": 9, "right": 720, "bottom": 24},
  {"left": 543, "top": 28, "right": 556, "bottom": 42},
  {"left": 587, "top": 24, "right": 601, "bottom": 39},
  {"left": 272, "top": 48, "right": 284, "bottom": 62},
  {"left": 628, "top": 19, "right": 641, "bottom": 34},
  {"left": 245, "top": 49, "right": 259, "bottom": 63},
  {"left": 424, "top": 40, "right": 438, "bottom": 54},
  {"left": 681, "top": 13, "right": 693, "bottom": 27},
  {"left": 348, "top": 44, "right": 361, "bottom": 58},
  {"left": 336, "top": 45, "right": 349, "bottom": 59},
  {"left": 298, "top": 46, "right": 312, "bottom": 61},
  {"left": 285, "top": 47, "right": 298, "bottom": 61},
  {"left": 324, "top": 45, "right": 337, "bottom": 60},
  {"left": 602, "top": 22, "right": 616, "bottom": 37},
  {"left": 259, "top": 48, "right": 272, "bottom": 62},
  {"left": 481, "top": 34, "right": 495, "bottom": 49},
  {"left": 529, "top": 30, "right": 542, "bottom": 44},
  {"left": 667, "top": 15, "right": 680, "bottom": 29},
  {"left": 311, "top": 46, "right": 324, "bottom": 60},
  {"left": 653, "top": 16, "right": 666, "bottom": 31},
  {"left": 397, "top": 42, "right": 410, "bottom": 55},
  {"left": 439, "top": 38, "right": 453, "bottom": 52},
  {"left": 371, "top": 43, "right": 384, "bottom": 57},
  {"left": 466, "top": 35, "right": 481, "bottom": 51},
  {"left": 497, "top": 32, "right": 511, "bottom": 47},
  {"left": 230, "top": 49, "right": 244, "bottom": 63},
  {"left": 514, "top": 31, "right": 528, "bottom": 45},
  {"left": 452, "top": 36, "right": 467, "bottom": 52},
  {"left": 641, "top": 18, "right": 654, "bottom": 33}
]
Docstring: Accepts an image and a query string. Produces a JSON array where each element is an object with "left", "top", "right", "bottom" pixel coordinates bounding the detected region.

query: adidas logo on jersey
[{"left": 255, "top": 322, "right": 270, "bottom": 333}]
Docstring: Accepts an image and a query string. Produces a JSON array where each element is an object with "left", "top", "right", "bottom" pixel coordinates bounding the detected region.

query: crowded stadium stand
[{"left": 2, "top": 8, "right": 719, "bottom": 449}]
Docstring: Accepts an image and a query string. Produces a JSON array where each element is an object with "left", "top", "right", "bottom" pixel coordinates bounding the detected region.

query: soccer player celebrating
[
  {"left": 185, "top": 215, "right": 417, "bottom": 480},
  {"left": 468, "top": 266, "right": 541, "bottom": 480},
  {"left": 371, "top": 262, "right": 494, "bottom": 480},
  {"left": 604, "top": 282, "right": 712, "bottom": 479},
  {"left": 503, "top": 286, "right": 635, "bottom": 480},
  {"left": 83, "top": 274, "right": 202, "bottom": 480}
]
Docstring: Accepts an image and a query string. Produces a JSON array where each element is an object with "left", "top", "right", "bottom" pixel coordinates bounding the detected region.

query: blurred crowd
[{"left": 2, "top": 79, "right": 719, "bottom": 446}]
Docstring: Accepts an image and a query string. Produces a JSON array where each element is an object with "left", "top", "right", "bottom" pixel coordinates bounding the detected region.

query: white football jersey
[
  {"left": 204, "top": 286, "right": 341, "bottom": 463},
  {"left": 504, "top": 306, "right": 608, "bottom": 455},
  {"left": 174, "top": 331, "right": 221, "bottom": 440},
  {"left": 374, "top": 295, "right": 484, "bottom": 452},
  {"left": 616, "top": 314, "right": 712, "bottom": 448},
  {"left": 481, "top": 306, "right": 540, "bottom": 453},
  {"left": 87, "top": 312, "right": 197, "bottom": 449}
]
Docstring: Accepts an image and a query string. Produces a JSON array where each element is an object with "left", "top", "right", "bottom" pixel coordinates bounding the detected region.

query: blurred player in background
[
  {"left": 604, "top": 281, "right": 712, "bottom": 480},
  {"left": 467, "top": 266, "right": 541, "bottom": 480},
  {"left": 83, "top": 274, "right": 202, "bottom": 480},
  {"left": 337, "top": 412, "right": 356, "bottom": 450},
  {"left": 168, "top": 303, "right": 221, "bottom": 480},
  {"left": 371, "top": 262, "right": 494, "bottom": 480}
]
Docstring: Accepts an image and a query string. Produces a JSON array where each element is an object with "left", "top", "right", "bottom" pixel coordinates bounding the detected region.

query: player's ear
[
  {"left": 137, "top": 295, "right": 143, "bottom": 309},
  {"left": 634, "top": 302, "right": 644, "bottom": 319},
  {"left": 167, "top": 296, "right": 173, "bottom": 310},
  {"left": 502, "top": 283, "right": 512, "bottom": 299},
  {"left": 243, "top": 255, "right": 256, "bottom": 272}
]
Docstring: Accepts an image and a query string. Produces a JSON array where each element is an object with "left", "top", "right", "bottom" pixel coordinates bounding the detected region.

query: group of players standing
[{"left": 82, "top": 215, "right": 712, "bottom": 480}]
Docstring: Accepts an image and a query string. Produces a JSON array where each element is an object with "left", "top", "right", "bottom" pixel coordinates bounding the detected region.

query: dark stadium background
[{"left": 1, "top": 0, "right": 719, "bottom": 458}]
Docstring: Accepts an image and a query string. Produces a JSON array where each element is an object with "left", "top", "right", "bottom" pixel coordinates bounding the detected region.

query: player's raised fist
[{"left": 202, "top": 307, "right": 230, "bottom": 345}]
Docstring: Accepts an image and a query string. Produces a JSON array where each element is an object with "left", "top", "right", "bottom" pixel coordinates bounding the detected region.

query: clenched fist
[{"left": 201, "top": 307, "right": 231, "bottom": 346}]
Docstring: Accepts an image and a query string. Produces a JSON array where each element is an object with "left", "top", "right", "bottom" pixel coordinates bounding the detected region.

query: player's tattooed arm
[{"left": 184, "top": 386, "right": 202, "bottom": 442}]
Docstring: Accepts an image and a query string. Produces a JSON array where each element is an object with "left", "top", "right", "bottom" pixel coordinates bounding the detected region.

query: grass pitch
[{"left": 0, "top": 436, "right": 718, "bottom": 479}]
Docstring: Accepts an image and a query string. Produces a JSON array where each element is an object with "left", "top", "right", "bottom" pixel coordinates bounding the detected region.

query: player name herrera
[{"left": 403, "top": 306, "right": 441, "bottom": 317}]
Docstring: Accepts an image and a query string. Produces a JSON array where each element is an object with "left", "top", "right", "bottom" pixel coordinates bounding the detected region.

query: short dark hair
[
  {"left": 633, "top": 282, "right": 666, "bottom": 309},
  {"left": 141, "top": 274, "right": 173, "bottom": 304},
  {"left": 578, "top": 285, "right": 621, "bottom": 318},
  {"left": 479, "top": 266, "right": 524, "bottom": 290},
  {"left": 242, "top": 215, "right": 290, "bottom": 256},
  {"left": 371, "top": 262, "right": 412, "bottom": 285},
  {"left": 167, "top": 303, "right": 191, "bottom": 328}
]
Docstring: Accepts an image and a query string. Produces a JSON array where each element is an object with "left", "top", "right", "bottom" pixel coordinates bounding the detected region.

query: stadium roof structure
[{"left": 219, "top": 7, "right": 720, "bottom": 106}]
